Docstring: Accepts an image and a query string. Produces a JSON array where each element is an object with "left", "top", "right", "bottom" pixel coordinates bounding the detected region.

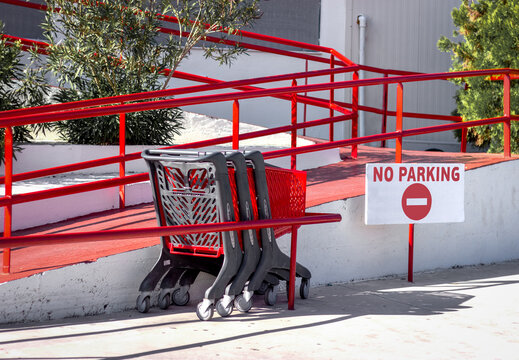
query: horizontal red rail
[
  {"left": 333, "top": 99, "right": 462, "bottom": 122},
  {"left": 0, "top": 213, "right": 342, "bottom": 248},
  {"left": 2, "top": 115, "right": 509, "bottom": 207},
  {"left": 0, "top": 113, "right": 352, "bottom": 185},
  {"left": 0, "top": 173, "right": 148, "bottom": 206},
  {"left": 0, "top": 0, "right": 353, "bottom": 66},
  {"left": 2, "top": 68, "right": 516, "bottom": 128},
  {"left": 0, "top": 55, "right": 357, "bottom": 118},
  {"left": 263, "top": 116, "right": 513, "bottom": 160}
]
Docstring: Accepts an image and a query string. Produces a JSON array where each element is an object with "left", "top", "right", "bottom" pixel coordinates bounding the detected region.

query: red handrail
[
  {"left": 0, "top": 0, "right": 517, "bottom": 278},
  {"left": 0, "top": 213, "right": 342, "bottom": 248}
]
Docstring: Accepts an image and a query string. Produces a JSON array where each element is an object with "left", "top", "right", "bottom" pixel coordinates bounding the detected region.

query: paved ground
[{"left": 1, "top": 260, "right": 518, "bottom": 360}]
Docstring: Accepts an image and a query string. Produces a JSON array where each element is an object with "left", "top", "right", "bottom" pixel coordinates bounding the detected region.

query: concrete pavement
[{"left": 1, "top": 260, "right": 518, "bottom": 359}]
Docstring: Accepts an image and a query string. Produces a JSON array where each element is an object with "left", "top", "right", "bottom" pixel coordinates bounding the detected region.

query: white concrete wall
[{"left": 1, "top": 159, "right": 517, "bottom": 323}]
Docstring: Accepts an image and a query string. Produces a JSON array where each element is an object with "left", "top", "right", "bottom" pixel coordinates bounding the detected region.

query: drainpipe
[{"left": 357, "top": 14, "right": 367, "bottom": 138}]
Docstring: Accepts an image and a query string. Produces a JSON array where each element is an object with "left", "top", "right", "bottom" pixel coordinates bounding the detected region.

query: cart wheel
[
  {"left": 172, "top": 288, "right": 190, "bottom": 306},
  {"left": 196, "top": 301, "right": 214, "bottom": 321},
  {"left": 285, "top": 281, "right": 290, "bottom": 299},
  {"left": 264, "top": 286, "right": 277, "bottom": 306},
  {"left": 235, "top": 294, "right": 253, "bottom": 313},
  {"left": 136, "top": 294, "right": 151, "bottom": 313},
  {"left": 158, "top": 292, "right": 171, "bottom": 310},
  {"left": 215, "top": 298, "right": 233, "bottom": 317},
  {"left": 300, "top": 278, "right": 310, "bottom": 299},
  {"left": 255, "top": 281, "right": 269, "bottom": 295}
]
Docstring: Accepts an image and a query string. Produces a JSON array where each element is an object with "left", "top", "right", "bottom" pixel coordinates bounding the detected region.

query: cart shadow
[{"left": 3, "top": 264, "right": 519, "bottom": 359}]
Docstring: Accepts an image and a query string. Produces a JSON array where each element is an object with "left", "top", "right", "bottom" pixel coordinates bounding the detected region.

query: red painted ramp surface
[{"left": 1, "top": 146, "right": 516, "bottom": 283}]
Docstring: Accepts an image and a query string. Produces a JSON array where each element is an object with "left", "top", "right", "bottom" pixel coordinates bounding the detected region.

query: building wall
[
  {"left": 321, "top": 0, "right": 462, "bottom": 151},
  {"left": 0, "top": 1, "right": 45, "bottom": 40}
]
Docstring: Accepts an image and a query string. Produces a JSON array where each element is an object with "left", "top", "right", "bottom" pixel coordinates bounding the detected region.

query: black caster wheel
[
  {"left": 215, "top": 298, "right": 233, "bottom": 317},
  {"left": 264, "top": 286, "right": 277, "bottom": 306},
  {"left": 158, "top": 292, "right": 171, "bottom": 310},
  {"left": 300, "top": 278, "right": 310, "bottom": 299},
  {"left": 235, "top": 294, "right": 253, "bottom": 313},
  {"left": 196, "top": 301, "right": 214, "bottom": 321},
  {"left": 254, "top": 281, "right": 269, "bottom": 295},
  {"left": 172, "top": 288, "right": 190, "bottom": 306},
  {"left": 136, "top": 294, "right": 151, "bottom": 313}
]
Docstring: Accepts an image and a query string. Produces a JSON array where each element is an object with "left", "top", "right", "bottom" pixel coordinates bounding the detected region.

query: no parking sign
[{"left": 365, "top": 163, "right": 465, "bottom": 225}]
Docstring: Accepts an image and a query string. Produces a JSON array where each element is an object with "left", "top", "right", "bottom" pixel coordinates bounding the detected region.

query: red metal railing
[{"left": 0, "top": 1, "right": 517, "bottom": 288}]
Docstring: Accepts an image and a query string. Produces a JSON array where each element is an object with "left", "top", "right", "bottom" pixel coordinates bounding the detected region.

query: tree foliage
[
  {"left": 0, "top": 21, "right": 49, "bottom": 161},
  {"left": 438, "top": 0, "right": 519, "bottom": 153},
  {"left": 43, "top": 0, "right": 259, "bottom": 145}
]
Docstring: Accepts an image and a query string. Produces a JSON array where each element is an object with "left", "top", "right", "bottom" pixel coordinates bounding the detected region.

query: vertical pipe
[
  {"left": 329, "top": 55, "right": 335, "bottom": 141},
  {"left": 357, "top": 15, "right": 367, "bottom": 138},
  {"left": 503, "top": 74, "right": 511, "bottom": 158},
  {"left": 288, "top": 225, "right": 298, "bottom": 310},
  {"left": 461, "top": 82, "right": 469, "bottom": 153},
  {"left": 291, "top": 79, "right": 297, "bottom": 170},
  {"left": 381, "top": 73, "right": 388, "bottom": 148},
  {"left": 395, "top": 83, "right": 404, "bottom": 163},
  {"left": 232, "top": 100, "right": 240, "bottom": 150},
  {"left": 119, "top": 111, "right": 126, "bottom": 209},
  {"left": 460, "top": 128, "right": 468, "bottom": 153},
  {"left": 408, "top": 224, "right": 414, "bottom": 282},
  {"left": 2, "top": 126, "right": 13, "bottom": 274},
  {"left": 351, "top": 71, "right": 359, "bottom": 159},
  {"left": 303, "top": 60, "right": 308, "bottom": 137}
]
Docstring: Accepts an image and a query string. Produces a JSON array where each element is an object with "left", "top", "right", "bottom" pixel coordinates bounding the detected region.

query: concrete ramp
[{"left": 0, "top": 146, "right": 517, "bottom": 323}]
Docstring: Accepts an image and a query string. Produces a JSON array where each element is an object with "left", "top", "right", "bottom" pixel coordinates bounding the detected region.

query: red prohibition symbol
[{"left": 401, "top": 183, "right": 432, "bottom": 221}]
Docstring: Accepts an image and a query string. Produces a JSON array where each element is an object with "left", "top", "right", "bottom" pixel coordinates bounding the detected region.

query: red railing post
[
  {"left": 408, "top": 223, "right": 414, "bottom": 282},
  {"left": 119, "top": 111, "right": 126, "bottom": 209},
  {"left": 381, "top": 73, "right": 389, "bottom": 148},
  {"left": 329, "top": 55, "right": 335, "bottom": 141},
  {"left": 288, "top": 224, "right": 298, "bottom": 310},
  {"left": 232, "top": 100, "right": 240, "bottom": 150},
  {"left": 291, "top": 79, "right": 298, "bottom": 170},
  {"left": 503, "top": 74, "right": 511, "bottom": 158},
  {"left": 395, "top": 83, "right": 404, "bottom": 163},
  {"left": 351, "top": 71, "right": 359, "bottom": 159},
  {"left": 2, "top": 126, "right": 13, "bottom": 274},
  {"left": 461, "top": 82, "right": 468, "bottom": 153},
  {"left": 303, "top": 60, "right": 308, "bottom": 137},
  {"left": 460, "top": 128, "right": 468, "bottom": 153}
]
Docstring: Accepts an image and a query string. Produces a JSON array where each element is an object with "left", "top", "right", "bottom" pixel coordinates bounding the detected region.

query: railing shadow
[{"left": 2, "top": 262, "right": 518, "bottom": 359}]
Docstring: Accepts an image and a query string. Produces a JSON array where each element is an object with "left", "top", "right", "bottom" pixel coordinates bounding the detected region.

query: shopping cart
[
  {"left": 233, "top": 151, "right": 311, "bottom": 312},
  {"left": 136, "top": 149, "right": 312, "bottom": 320},
  {"left": 137, "top": 150, "right": 243, "bottom": 321}
]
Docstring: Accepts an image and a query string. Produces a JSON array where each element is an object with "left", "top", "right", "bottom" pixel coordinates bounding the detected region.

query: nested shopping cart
[
  {"left": 136, "top": 149, "right": 312, "bottom": 320},
  {"left": 232, "top": 151, "right": 311, "bottom": 312}
]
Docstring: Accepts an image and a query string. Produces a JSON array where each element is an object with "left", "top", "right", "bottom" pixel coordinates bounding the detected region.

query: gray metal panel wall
[
  {"left": 243, "top": 0, "right": 321, "bottom": 50},
  {"left": 341, "top": 0, "right": 461, "bottom": 151},
  {"left": 0, "top": 2, "right": 45, "bottom": 40}
]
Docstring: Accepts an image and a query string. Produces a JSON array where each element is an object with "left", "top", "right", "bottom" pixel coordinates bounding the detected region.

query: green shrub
[
  {"left": 438, "top": 0, "right": 519, "bottom": 153},
  {"left": 0, "top": 21, "right": 49, "bottom": 162},
  {"left": 43, "top": 0, "right": 259, "bottom": 145}
]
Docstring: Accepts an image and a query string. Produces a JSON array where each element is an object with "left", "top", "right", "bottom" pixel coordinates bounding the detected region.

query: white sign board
[{"left": 365, "top": 163, "right": 465, "bottom": 225}]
